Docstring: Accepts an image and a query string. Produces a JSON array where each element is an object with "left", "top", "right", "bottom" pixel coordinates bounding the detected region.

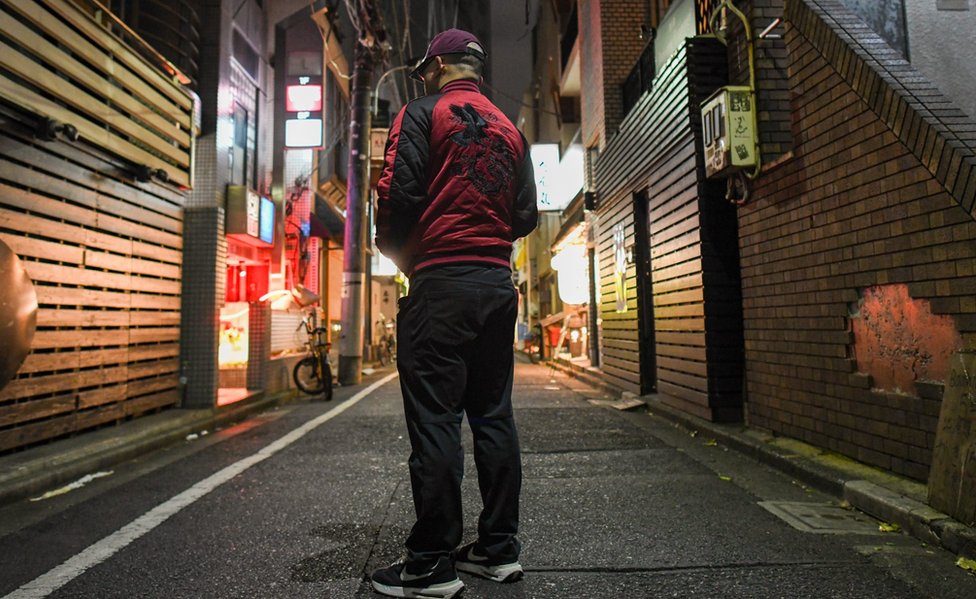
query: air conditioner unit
[{"left": 701, "top": 86, "right": 757, "bottom": 179}]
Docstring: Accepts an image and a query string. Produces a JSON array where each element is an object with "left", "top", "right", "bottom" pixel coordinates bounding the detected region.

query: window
[
  {"left": 231, "top": 103, "right": 248, "bottom": 186},
  {"left": 621, "top": 40, "right": 655, "bottom": 116}
]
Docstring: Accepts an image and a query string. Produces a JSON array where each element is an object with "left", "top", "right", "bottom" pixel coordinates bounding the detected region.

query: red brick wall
[
  {"left": 579, "top": 0, "right": 605, "bottom": 149},
  {"left": 600, "top": 0, "right": 647, "bottom": 136},
  {"left": 725, "top": 0, "right": 793, "bottom": 162},
  {"left": 737, "top": 16, "right": 976, "bottom": 481},
  {"left": 579, "top": 0, "right": 648, "bottom": 150}
]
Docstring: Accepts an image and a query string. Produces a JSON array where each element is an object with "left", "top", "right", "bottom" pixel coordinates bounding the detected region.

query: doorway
[{"left": 633, "top": 190, "right": 657, "bottom": 394}]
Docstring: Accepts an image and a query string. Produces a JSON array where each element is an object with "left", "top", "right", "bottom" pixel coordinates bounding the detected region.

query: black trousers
[{"left": 396, "top": 264, "right": 522, "bottom": 565}]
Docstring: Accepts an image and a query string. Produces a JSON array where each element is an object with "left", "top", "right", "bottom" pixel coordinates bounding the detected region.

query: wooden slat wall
[
  {"left": 0, "top": 0, "right": 193, "bottom": 187},
  {"left": 595, "top": 39, "right": 741, "bottom": 420},
  {"left": 0, "top": 120, "right": 183, "bottom": 452},
  {"left": 597, "top": 199, "right": 641, "bottom": 394},
  {"left": 596, "top": 46, "right": 694, "bottom": 396}
]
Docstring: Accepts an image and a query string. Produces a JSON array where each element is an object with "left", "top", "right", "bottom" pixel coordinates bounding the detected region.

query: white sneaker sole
[
  {"left": 456, "top": 560, "right": 524, "bottom": 583},
  {"left": 371, "top": 578, "right": 464, "bottom": 598}
]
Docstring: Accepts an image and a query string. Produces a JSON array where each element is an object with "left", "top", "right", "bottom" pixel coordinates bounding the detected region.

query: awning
[
  {"left": 539, "top": 305, "right": 586, "bottom": 327},
  {"left": 313, "top": 192, "right": 346, "bottom": 243},
  {"left": 550, "top": 192, "right": 586, "bottom": 253}
]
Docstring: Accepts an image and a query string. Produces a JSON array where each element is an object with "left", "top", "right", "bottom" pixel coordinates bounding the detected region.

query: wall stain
[{"left": 849, "top": 284, "right": 962, "bottom": 394}]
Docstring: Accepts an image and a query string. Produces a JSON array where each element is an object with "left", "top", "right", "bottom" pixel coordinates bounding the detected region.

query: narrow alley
[{"left": 1, "top": 363, "right": 973, "bottom": 598}]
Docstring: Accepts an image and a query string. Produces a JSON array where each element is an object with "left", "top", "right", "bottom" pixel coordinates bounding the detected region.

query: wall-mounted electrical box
[{"left": 701, "top": 86, "right": 758, "bottom": 179}]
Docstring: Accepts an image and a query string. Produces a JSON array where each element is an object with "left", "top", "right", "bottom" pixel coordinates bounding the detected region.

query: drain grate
[{"left": 758, "top": 501, "right": 884, "bottom": 534}]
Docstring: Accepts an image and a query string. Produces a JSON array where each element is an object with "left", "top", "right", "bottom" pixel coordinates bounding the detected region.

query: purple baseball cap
[{"left": 410, "top": 28, "right": 487, "bottom": 81}]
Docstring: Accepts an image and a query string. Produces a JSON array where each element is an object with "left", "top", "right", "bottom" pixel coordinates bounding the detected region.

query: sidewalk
[
  {"left": 0, "top": 365, "right": 393, "bottom": 506},
  {"left": 549, "top": 357, "right": 976, "bottom": 561},
  {"left": 0, "top": 388, "right": 297, "bottom": 506}
]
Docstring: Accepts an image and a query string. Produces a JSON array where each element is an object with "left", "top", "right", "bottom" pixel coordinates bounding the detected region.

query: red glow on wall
[
  {"left": 225, "top": 262, "right": 270, "bottom": 303},
  {"left": 217, "top": 388, "right": 250, "bottom": 407},
  {"left": 850, "top": 284, "right": 962, "bottom": 394}
]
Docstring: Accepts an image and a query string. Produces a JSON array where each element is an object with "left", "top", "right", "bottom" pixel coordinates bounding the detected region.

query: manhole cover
[{"left": 758, "top": 501, "right": 883, "bottom": 534}]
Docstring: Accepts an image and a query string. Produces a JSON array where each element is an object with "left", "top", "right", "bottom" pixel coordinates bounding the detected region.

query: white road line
[{"left": 4, "top": 372, "right": 399, "bottom": 599}]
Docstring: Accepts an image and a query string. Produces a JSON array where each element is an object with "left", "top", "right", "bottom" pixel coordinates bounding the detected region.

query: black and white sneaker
[
  {"left": 454, "top": 543, "right": 524, "bottom": 583},
  {"left": 370, "top": 556, "right": 464, "bottom": 598}
]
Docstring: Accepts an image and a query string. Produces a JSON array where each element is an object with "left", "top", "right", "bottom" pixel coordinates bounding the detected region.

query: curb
[
  {"left": 547, "top": 359, "right": 976, "bottom": 559},
  {"left": 0, "top": 389, "right": 296, "bottom": 506}
]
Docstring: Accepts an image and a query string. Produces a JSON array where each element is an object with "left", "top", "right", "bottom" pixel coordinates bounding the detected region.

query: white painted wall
[{"left": 906, "top": 0, "right": 976, "bottom": 120}]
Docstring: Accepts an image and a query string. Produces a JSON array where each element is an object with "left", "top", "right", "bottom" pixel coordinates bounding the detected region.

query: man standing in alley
[{"left": 370, "top": 28, "right": 538, "bottom": 599}]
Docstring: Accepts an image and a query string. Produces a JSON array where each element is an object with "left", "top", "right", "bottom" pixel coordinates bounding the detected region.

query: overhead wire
[
  {"left": 309, "top": 0, "right": 353, "bottom": 80},
  {"left": 384, "top": 0, "right": 408, "bottom": 111},
  {"left": 480, "top": 80, "right": 562, "bottom": 119}
]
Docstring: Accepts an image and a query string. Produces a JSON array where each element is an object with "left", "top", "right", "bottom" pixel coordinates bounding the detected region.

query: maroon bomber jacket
[{"left": 375, "top": 79, "right": 538, "bottom": 276}]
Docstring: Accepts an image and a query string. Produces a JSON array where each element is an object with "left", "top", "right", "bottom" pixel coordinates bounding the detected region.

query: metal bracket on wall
[{"left": 759, "top": 17, "right": 783, "bottom": 40}]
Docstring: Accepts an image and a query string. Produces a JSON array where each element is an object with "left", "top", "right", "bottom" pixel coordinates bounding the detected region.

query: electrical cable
[
  {"left": 480, "top": 81, "right": 562, "bottom": 118},
  {"left": 308, "top": 0, "right": 354, "bottom": 80},
  {"left": 387, "top": 0, "right": 410, "bottom": 108},
  {"left": 708, "top": 0, "right": 761, "bottom": 180},
  {"left": 707, "top": 0, "right": 762, "bottom": 207}
]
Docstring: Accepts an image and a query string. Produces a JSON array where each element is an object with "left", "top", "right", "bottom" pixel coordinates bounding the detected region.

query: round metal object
[{"left": 0, "top": 238, "right": 37, "bottom": 391}]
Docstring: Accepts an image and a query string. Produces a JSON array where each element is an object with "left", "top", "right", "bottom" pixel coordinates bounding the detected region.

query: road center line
[{"left": 4, "top": 372, "right": 399, "bottom": 599}]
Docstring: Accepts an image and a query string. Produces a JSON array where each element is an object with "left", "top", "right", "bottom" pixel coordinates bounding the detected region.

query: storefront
[
  {"left": 218, "top": 186, "right": 276, "bottom": 405},
  {"left": 547, "top": 213, "right": 591, "bottom": 363}
]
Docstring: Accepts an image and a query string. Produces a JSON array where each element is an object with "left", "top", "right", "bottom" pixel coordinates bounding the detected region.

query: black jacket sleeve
[
  {"left": 375, "top": 101, "right": 433, "bottom": 267},
  {"left": 511, "top": 133, "right": 539, "bottom": 239}
]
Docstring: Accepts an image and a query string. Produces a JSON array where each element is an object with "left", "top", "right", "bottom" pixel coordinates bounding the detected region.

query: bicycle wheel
[{"left": 293, "top": 355, "right": 326, "bottom": 395}]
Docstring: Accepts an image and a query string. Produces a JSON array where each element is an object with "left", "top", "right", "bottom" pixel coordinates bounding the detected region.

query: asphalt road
[{"left": 1, "top": 363, "right": 974, "bottom": 598}]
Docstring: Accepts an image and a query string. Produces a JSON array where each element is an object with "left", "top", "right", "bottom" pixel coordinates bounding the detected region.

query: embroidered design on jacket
[{"left": 448, "top": 103, "right": 514, "bottom": 197}]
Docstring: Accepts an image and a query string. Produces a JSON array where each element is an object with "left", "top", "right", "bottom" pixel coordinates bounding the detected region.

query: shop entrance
[{"left": 218, "top": 238, "right": 272, "bottom": 406}]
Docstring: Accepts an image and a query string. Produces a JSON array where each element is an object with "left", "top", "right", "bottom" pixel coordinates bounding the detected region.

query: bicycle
[
  {"left": 292, "top": 312, "right": 334, "bottom": 401},
  {"left": 378, "top": 333, "right": 396, "bottom": 366}
]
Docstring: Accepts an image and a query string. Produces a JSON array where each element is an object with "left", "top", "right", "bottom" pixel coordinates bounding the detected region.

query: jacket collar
[{"left": 438, "top": 79, "right": 482, "bottom": 95}]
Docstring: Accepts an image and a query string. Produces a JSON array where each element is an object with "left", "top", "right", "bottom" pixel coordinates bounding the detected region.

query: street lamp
[{"left": 372, "top": 64, "right": 414, "bottom": 116}]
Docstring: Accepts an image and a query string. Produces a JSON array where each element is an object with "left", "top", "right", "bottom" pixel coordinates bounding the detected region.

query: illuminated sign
[
  {"left": 283, "top": 62, "right": 324, "bottom": 149},
  {"left": 530, "top": 143, "right": 584, "bottom": 212},
  {"left": 246, "top": 190, "right": 260, "bottom": 237},
  {"left": 530, "top": 144, "right": 558, "bottom": 210},
  {"left": 286, "top": 84, "right": 323, "bottom": 112},
  {"left": 613, "top": 224, "right": 627, "bottom": 313},
  {"left": 551, "top": 244, "right": 589, "bottom": 305},
  {"left": 285, "top": 118, "right": 323, "bottom": 148},
  {"left": 226, "top": 186, "right": 273, "bottom": 247},
  {"left": 259, "top": 196, "right": 274, "bottom": 245}
]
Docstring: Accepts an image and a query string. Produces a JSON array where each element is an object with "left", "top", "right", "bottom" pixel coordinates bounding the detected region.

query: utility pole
[{"left": 338, "top": 2, "right": 386, "bottom": 385}]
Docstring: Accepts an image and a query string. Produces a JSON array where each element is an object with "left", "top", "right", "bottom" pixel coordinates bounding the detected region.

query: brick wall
[
  {"left": 579, "top": 0, "right": 605, "bottom": 149},
  {"left": 600, "top": 0, "right": 648, "bottom": 138},
  {"left": 579, "top": 0, "right": 648, "bottom": 150},
  {"left": 737, "top": 0, "right": 976, "bottom": 481},
  {"left": 594, "top": 39, "right": 741, "bottom": 415},
  {"left": 726, "top": 0, "right": 793, "bottom": 162}
]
